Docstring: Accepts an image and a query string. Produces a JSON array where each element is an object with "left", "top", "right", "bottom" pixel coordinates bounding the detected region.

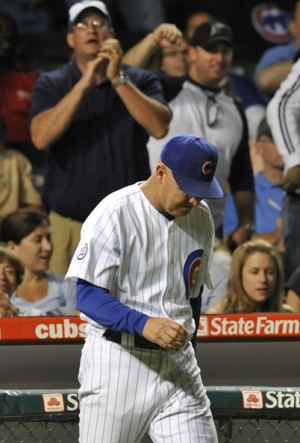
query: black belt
[{"left": 103, "top": 329, "right": 163, "bottom": 350}]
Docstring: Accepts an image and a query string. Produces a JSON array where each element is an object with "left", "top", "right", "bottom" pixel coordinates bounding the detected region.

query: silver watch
[{"left": 112, "top": 70, "right": 130, "bottom": 88}]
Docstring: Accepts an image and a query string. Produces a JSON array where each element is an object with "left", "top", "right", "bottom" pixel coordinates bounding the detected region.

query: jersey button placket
[{"left": 166, "top": 222, "right": 175, "bottom": 289}]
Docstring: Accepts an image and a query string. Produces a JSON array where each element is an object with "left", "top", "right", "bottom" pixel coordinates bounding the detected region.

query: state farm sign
[
  {"left": 197, "top": 313, "right": 300, "bottom": 339},
  {"left": 241, "top": 389, "right": 300, "bottom": 409},
  {"left": 1, "top": 313, "right": 300, "bottom": 343}
]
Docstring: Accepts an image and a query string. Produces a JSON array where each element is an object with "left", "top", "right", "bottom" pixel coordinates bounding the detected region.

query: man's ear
[
  {"left": 290, "top": 19, "right": 297, "bottom": 37},
  {"left": 156, "top": 162, "right": 166, "bottom": 183},
  {"left": 67, "top": 32, "right": 75, "bottom": 49},
  {"left": 188, "top": 46, "right": 197, "bottom": 62}
]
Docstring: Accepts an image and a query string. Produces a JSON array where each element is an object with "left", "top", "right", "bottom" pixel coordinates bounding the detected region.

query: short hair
[
  {"left": 0, "top": 210, "right": 50, "bottom": 245},
  {"left": 0, "top": 243, "right": 24, "bottom": 285}
]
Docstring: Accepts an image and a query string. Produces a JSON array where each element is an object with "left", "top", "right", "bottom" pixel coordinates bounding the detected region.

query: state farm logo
[
  {"left": 42, "top": 393, "right": 65, "bottom": 412},
  {"left": 209, "top": 315, "right": 300, "bottom": 336},
  {"left": 242, "top": 390, "right": 263, "bottom": 409},
  {"left": 266, "top": 390, "right": 300, "bottom": 408},
  {"left": 197, "top": 317, "right": 209, "bottom": 337}
]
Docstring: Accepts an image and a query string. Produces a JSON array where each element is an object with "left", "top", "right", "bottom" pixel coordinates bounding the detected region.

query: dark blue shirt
[{"left": 29, "top": 61, "right": 168, "bottom": 221}]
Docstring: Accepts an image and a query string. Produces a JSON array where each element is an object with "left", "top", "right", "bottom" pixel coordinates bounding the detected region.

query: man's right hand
[
  {"left": 142, "top": 317, "right": 188, "bottom": 350},
  {"left": 79, "top": 54, "right": 108, "bottom": 90}
]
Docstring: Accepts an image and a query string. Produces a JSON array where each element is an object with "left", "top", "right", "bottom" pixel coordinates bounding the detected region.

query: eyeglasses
[
  {"left": 205, "top": 93, "right": 219, "bottom": 127},
  {"left": 74, "top": 20, "right": 108, "bottom": 30}
]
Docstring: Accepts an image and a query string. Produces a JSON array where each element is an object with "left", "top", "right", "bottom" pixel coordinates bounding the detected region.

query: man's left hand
[{"left": 99, "top": 38, "right": 123, "bottom": 83}]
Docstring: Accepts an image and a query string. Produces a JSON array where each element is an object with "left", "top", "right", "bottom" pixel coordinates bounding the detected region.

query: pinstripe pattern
[
  {"left": 78, "top": 327, "right": 217, "bottom": 442},
  {"left": 67, "top": 183, "right": 214, "bottom": 335},
  {"left": 67, "top": 183, "right": 217, "bottom": 442}
]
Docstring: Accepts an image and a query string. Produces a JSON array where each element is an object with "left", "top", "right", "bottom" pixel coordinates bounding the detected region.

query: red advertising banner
[
  {"left": 0, "top": 316, "right": 87, "bottom": 343},
  {"left": 197, "top": 313, "right": 300, "bottom": 340},
  {"left": 1, "top": 314, "right": 300, "bottom": 343}
]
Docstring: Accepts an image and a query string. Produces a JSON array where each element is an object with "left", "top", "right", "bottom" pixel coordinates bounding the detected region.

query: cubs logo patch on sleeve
[{"left": 183, "top": 249, "right": 203, "bottom": 298}]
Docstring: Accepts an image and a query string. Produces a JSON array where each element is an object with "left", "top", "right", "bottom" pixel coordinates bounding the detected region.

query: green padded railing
[{"left": 1, "top": 387, "right": 300, "bottom": 442}]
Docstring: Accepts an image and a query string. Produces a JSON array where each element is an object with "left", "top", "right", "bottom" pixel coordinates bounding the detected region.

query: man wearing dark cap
[
  {"left": 148, "top": 21, "right": 255, "bottom": 251},
  {"left": 29, "top": 0, "right": 171, "bottom": 274},
  {"left": 66, "top": 133, "right": 220, "bottom": 442}
]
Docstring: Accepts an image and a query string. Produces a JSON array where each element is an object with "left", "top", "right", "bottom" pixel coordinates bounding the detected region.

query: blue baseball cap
[
  {"left": 160, "top": 134, "right": 223, "bottom": 199},
  {"left": 68, "top": 0, "right": 111, "bottom": 31}
]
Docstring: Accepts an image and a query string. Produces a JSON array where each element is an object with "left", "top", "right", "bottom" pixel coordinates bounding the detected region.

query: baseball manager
[{"left": 66, "top": 134, "right": 222, "bottom": 442}]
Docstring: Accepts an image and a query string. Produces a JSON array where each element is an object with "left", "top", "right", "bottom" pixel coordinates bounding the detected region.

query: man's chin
[{"left": 172, "top": 207, "right": 192, "bottom": 217}]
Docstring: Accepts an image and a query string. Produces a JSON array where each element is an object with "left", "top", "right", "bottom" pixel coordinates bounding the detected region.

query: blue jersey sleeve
[{"left": 77, "top": 278, "right": 149, "bottom": 335}]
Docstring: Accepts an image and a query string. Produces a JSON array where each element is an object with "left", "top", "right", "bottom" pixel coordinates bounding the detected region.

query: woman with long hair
[{"left": 206, "top": 239, "right": 293, "bottom": 314}]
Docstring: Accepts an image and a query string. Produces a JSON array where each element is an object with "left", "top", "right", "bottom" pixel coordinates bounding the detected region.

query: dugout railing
[
  {"left": 1, "top": 387, "right": 300, "bottom": 442},
  {"left": 2, "top": 315, "right": 300, "bottom": 441}
]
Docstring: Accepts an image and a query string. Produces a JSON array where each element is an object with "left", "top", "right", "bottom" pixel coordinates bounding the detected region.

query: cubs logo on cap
[
  {"left": 160, "top": 134, "right": 223, "bottom": 199},
  {"left": 202, "top": 161, "right": 213, "bottom": 176}
]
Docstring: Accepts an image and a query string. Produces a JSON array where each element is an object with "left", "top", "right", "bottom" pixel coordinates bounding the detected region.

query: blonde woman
[{"left": 206, "top": 239, "right": 293, "bottom": 314}]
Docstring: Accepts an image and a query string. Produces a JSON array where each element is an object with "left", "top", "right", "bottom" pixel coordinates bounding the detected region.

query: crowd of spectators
[{"left": 1, "top": 0, "right": 300, "bottom": 319}]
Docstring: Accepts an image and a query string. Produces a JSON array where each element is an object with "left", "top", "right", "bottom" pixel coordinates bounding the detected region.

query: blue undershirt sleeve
[{"left": 76, "top": 278, "right": 149, "bottom": 336}]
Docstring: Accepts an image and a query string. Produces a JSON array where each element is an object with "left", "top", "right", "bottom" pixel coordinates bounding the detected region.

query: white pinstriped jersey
[
  {"left": 66, "top": 183, "right": 215, "bottom": 337},
  {"left": 267, "top": 58, "right": 300, "bottom": 179}
]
